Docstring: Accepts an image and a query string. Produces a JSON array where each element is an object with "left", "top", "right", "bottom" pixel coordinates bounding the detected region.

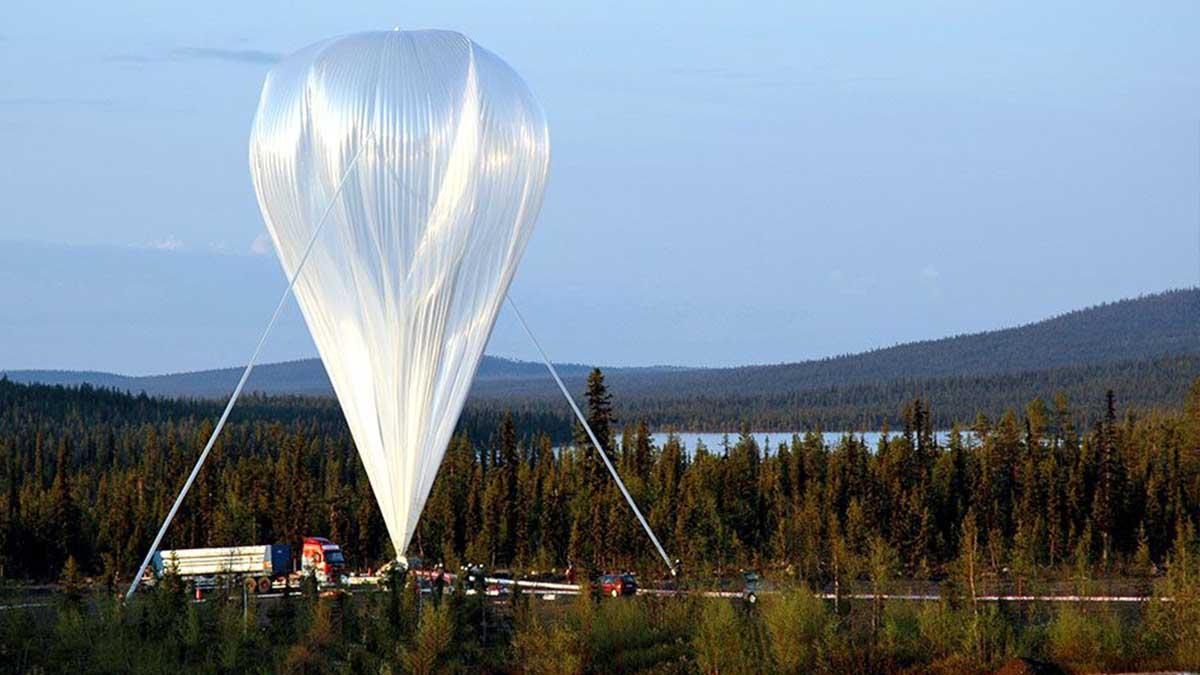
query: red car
[
  {"left": 597, "top": 573, "right": 638, "bottom": 598},
  {"left": 486, "top": 570, "right": 513, "bottom": 596}
]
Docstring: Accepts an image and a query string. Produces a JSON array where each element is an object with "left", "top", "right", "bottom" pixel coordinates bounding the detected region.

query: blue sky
[{"left": 1, "top": 2, "right": 1198, "bottom": 374}]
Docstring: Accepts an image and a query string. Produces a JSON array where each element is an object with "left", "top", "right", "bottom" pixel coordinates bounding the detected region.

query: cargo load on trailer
[{"left": 143, "top": 536, "right": 346, "bottom": 594}]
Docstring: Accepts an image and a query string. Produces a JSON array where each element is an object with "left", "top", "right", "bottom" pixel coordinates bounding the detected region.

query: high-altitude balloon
[{"left": 249, "top": 29, "right": 550, "bottom": 559}]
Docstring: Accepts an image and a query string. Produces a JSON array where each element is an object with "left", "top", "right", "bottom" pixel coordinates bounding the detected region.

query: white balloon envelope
[{"left": 249, "top": 29, "right": 550, "bottom": 558}]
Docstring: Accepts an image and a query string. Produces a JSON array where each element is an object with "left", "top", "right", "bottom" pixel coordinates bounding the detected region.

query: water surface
[{"left": 615, "top": 430, "right": 970, "bottom": 454}]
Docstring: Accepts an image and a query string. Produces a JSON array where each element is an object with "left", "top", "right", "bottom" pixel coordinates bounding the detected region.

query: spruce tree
[
  {"left": 578, "top": 369, "right": 615, "bottom": 491},
  {"left": 48, "top": 437, "right": 79, "bottom": 575},
  {"left": 498, "top": 413, "right": 519, "bottom": 563}
]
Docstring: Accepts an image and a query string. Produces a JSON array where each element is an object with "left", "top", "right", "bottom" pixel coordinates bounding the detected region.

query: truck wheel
[
  {"left": 258, "top": 577, "right": 272, "bottom": 594},
  {"left": 245, "top": 577, "right": 258, "bottom": 594}
]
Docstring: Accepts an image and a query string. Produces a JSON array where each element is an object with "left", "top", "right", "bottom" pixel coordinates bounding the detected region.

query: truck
[
  {"left": 144, "top": 536, "right": 347, "bottom": 594},
  {"left": 297, "top": 536, "right": 346, "bottom": 585}
]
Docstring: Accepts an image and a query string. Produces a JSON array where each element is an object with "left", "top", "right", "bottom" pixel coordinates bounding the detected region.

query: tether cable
[
  {"left": 125, "top": 141, "right": 374, "bottom": 600},
  {"left": 506, "top": 296, "right": 678, "bottom": 576}
]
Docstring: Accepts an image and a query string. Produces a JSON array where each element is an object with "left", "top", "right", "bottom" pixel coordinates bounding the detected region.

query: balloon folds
[{"left": 249, "top": 30, "right": 550, "bottom": 558}]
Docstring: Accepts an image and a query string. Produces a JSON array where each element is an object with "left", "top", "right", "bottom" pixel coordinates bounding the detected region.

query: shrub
[
  {"left": 880, "top": 601, "right": 922, "bottom": 667},
  {"left": 691, "top": 599, "right": 759, "bottom": 674},
  {"left": 591, "top": 600, "right": 651, "bottom": 669},
  {"left": 1144, "top": 524, "right": 1200, "bottom": 670},
  {"left": 401, "top": 602, "right": 455, "bottom": 675},
  {"left": 761, "top": 587, "right": 830, "bottom": 673},
  {"left": 511, "top": 615, "right": 583, "bottom": 675},
  {"left": 968, "top": 604, "right": 1016, "bottom": 670},
  {"left": 1046, "top": 604, "right": 1124, "bottom": 671},
  {"left": 915, "top": 600, "right": 969, "bottom": 663}
]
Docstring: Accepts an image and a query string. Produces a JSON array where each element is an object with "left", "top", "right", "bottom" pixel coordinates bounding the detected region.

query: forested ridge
[
  {"left": 8, "top": 289, "right": 1199, "bottom": 431},
  {"left": 13, "top": 352, "right": 1200, "bottom": 432},
  {"left": 474, "top": 288, "right": 1200, "bottom": 402},
  {"left": 585, "top": 352, "right": 1200, "bottom": 430},
  {"left": 2, "top": 368, "right": 1200, "bottom": 592}
]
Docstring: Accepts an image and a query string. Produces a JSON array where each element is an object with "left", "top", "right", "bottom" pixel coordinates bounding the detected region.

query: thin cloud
[
  {"left": 662, "top": 66, "right": 900, "bottom": 92},
  {"left": 146, "top": 236, "right": 187, "bottom": 252},
  {"left": 828, "top": 268, "right": 875, "bottom": 297},
  {"left": 108, "top": 46, "right": 281, "bottom": 66},
  {"left": 0, "top": 97, "right": 119, "bottom": 108},
  {"left": 249, "top": 234, "right": 272, "bottom": 256},
  {"left": 171, "top": 47, "right": 281, "bottom": 64},
  {"left": 666, "top": 65, "right": 893, "bottom": 80},
  {"left": 919, "top": 265, "right": 943, "bottom": 300},
  {"left": 665, "top": 66, "right": 762, "bottom": 80}
]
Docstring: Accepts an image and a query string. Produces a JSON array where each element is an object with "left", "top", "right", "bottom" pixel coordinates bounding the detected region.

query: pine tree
[
  {"left": 827, "top": 509, "right": 851, "bottom": 614},
  {"left": 797, "top": 489, "right": 823, "bottom": 583},
  {"left": 725, "top": 427, "right": 761, "bottom": 553},
  {"left": 478, "top": 474, "right": 503, "bottom": 566},
  {"left": 1026, "top": 398, "right": 1049, "bottom": 451},
  {"left": 48, "top": 436, "right": 79, "bottom": 575},
  {"left": 578, "top": 369, "right": 615, "bottom": 492},
  {"left": 844, "top": 498, "right": 868, "bottom": 557},
  {"left": 1134, "top": 522, "right": 1152, "bottom": 576},
  {"left": 632, "top": 419, "right": 653, "bottom": 477},
  {"left": 650, "top": 433, "right": 685, "bottom": 543},
  {"left": 956, "top": 510, "right": 982, "bottom": 619},
  {"left": 355, "top": 473, "right": 385, "bottom": 565},
  {"left": 498, "top": 413, "right": 519, "bottom": 564},
  {"left": 1094, "top": 390, "right": 1124, "bottom": 566},
  {"left": 913, "top": 506, "right": 935, "bottom": 579},
  {"left": 867, "top": 535, "right": 897, "bottom": 632}
]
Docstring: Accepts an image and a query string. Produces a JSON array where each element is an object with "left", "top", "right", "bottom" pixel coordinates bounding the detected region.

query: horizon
[{"left": 5, "top": 282, "right": 1194, "bottom": 378}]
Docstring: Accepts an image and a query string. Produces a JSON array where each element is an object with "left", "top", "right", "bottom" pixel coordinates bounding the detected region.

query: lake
[{"left": 613, "top": 430, "right": 971, "bottom": 454}]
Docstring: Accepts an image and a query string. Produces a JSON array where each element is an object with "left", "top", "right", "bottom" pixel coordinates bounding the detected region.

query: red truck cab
[{"left": 301, "top": 536, "right": 346, "bottom": 583}]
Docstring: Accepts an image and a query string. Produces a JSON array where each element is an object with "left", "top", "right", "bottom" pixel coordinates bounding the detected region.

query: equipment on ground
[{"left": 143, "top": 537, "right": 346, "bottom": 594}]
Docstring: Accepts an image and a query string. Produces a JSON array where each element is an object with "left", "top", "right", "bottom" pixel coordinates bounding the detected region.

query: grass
[{"left": 2, "top": 577, "right": 1200, "bottom": 674}]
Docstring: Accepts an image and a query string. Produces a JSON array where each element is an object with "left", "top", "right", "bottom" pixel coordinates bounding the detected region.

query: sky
[{"left": 1, "top": 1, "right": 1199, "bottom": 375}]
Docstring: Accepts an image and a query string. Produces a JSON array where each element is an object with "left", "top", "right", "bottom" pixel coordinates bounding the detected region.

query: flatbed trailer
[{"left": 144, "top": 537, "right": 347, "bottom": 594}]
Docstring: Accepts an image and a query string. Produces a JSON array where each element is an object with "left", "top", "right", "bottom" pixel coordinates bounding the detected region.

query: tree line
[
  {"left": 1, "top": 371, "right": 1198, "bottom": 589},
  {"left": 425, "top": 371, "right": 1200, "bottom": 586}
]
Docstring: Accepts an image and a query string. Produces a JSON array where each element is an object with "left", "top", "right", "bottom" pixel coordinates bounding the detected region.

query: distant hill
[
  {"left": 1, "top": 356, "right": 681, "bottom": 399},
  {"left": 546, "top": 287, "right": 1199, "bottom": 402},
  {"left": 6, "top": 288, "right": 1198, "bottom": 427},
  {"left": 595, "top": 352, "right": 1200, "bottom": 431},
  {"left": 468, "top": 288, "right": 1200, "bottom": 408}
]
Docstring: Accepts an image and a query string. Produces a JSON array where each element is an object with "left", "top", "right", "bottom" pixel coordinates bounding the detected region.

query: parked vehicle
[
  {"left": 410, "top": 566, "right": 455, "bottom": 596},
  {"left": 741, "top": 571, "right": 768, "bottom": 604},
  {"left": 462, "top": 564, "right": 488, "bottom": 595},
  {"left": 486, "top": 569, "right": 513, "bottom": 596},
  {"left": 597, "top": 573, "right": 638, "bottom": 598},
  {"left": 298, "top": 536, "right": 347, "bottom": 585},
  {"left": 145, "top": 536, "right": 347, "bottom": 593}
]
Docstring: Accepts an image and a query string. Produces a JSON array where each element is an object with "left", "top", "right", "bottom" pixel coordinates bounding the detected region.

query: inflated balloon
[{"left": 249, "top": 30, "right": 550, "bottom": 559}]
